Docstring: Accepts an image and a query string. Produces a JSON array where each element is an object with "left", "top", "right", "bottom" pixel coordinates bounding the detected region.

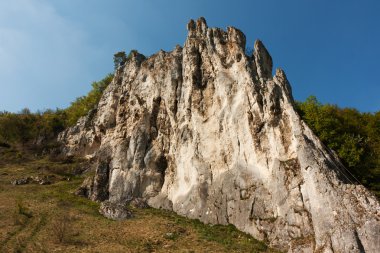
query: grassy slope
[{"left": 0, "top": 147, "right": 279, "bottom": 253}]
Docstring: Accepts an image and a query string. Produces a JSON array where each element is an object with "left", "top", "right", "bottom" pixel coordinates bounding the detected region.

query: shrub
[
  {"left": 17, "top": 200, "right": 33, "bottom": 218},
  {"left": 51, "top": 214, "right": 72, "bottom": 243},
  {"left": 64, "top": 73, "right": 113, "bottom": 126}
]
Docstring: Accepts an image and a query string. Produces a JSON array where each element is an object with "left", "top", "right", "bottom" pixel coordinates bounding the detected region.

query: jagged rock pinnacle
[
  {"left": 59, "top": 18, "right": 380, "bottom": 253},
  {"left": 254, "top": 40, "right": 273, "bottom": 80}
]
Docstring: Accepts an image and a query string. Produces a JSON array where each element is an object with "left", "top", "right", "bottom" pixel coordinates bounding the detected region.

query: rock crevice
[{"left": 58, "top": 18, "right": 380, "bottom": 253}]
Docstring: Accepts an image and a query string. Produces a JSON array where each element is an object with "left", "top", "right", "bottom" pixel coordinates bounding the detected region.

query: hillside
[
  {"left": 1, "top": 17, "right": 379, "bottom": 253},
  {"left": 58, "top": 18, "right": 379, "bottom": 252},
  {"left": 0, "top": 148, "right": 277, "bottom": 252}
]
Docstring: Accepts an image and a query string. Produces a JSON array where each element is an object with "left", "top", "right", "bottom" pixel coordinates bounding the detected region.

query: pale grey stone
[
  {"left": 99, "top": 201, "right": 132, "bottom": 220},
  {"left": 59, "top": 18, "right": 380, "bottom": 253}
]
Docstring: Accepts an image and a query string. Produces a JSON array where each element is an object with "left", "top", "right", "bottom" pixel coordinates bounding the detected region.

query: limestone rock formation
[{"left": 58, "top": 18, "right": 380, "bottom": 252}]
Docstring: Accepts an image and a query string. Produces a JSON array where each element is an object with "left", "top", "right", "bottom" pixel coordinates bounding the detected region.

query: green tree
[
  {"left": 64, "top": 73, "right": 113, "bottom": 126},
  {"left": 0, "top": 73, "right": 113, "bottom": 149},
  {"left": 296, "top": 96, "right": 380, "bottom": 198},
  {"left": 113, "top": 51, "right": 127, "bottom": 70}
]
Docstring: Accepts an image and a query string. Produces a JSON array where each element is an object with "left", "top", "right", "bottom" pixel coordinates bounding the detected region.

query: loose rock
[{"left": 99, "top": 201, "right": 133, "bottom": 220}]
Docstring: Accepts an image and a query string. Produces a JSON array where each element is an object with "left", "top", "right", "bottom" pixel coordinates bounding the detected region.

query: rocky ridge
[{"left": 58, "top": 18, "right": 380, "bottom": 252}]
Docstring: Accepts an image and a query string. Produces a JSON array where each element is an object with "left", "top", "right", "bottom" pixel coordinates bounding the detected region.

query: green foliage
[
  {"left": 1, "top": 67, "right": 378, "bottom": 200},
  {"left": 0, "top": 73, "right": 113, "bottom": 148},
  {"left": 64, "top": 73, "right": 113, "bottom": 126},
  {"left": 296, "top": 96, "right": 380, "bottom": 198},
  {"left": 113, "top": 51, "right": 127, "bottom": 70},
  {"left": 0, "top": 109, "right": 65, "bottom": 146},
  {"left": 113, "top": 50, "right": 141, "bottom": 70}
]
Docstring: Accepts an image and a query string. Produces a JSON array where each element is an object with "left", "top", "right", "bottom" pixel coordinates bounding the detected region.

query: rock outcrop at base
[
  {"left": 58, "top": 18, "right": 380, "bottom": 252},
  {"left": 99, "top": 201, "right": 133, "bottom": 220}
]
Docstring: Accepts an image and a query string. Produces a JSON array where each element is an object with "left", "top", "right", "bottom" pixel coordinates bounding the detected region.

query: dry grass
[
  {"left": 0, "top": 150, "right": 280, "bottom": 253},
  {"left": 51, "top": 214, "right": 71, "bottom": 243}
]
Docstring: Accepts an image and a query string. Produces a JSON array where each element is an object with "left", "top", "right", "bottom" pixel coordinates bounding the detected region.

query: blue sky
[{"left": 0, "top": 0, "right": 379, "bottom": 112}]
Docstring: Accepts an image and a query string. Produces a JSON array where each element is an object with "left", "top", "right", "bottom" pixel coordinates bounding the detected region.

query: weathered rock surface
[
  {"left": 11, "top": 177, "right": 31, "bottom": 185},
  {"left": 58, "top": 18, "right": 380, "bottom": 252},
  {"left": 99, "top": 201, "right": 133, "bottom": 220},
  {"left": 11, "top": 175, "right": 52, "bottom": 185}
]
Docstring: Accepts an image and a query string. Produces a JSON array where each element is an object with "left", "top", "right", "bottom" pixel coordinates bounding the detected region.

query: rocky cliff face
[{"left": 58, "top": 18, "right": 380, "bottom": 252}]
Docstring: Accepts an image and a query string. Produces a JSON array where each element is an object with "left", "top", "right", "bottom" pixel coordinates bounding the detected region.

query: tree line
[
  {"left": 296, "top": 96, "right": 380, "bottom": 198},
  {"left": 0, "top": 49, "right": 140, "bottom": 149},
  {"left": 1, "top": 92, "right": 378, "bottom": 197},
  {"left": 0, "top": 74, "right": 113, "bottom": 149},
  {"left": 0, "top": 50, "right": 378, "bottom": 198}
]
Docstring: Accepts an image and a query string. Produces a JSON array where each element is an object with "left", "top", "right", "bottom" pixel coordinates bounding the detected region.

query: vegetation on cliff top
[
  {"left": 296, "top": 96, "right": 380, "bottom": 197},
  {"left": 0, "top": 55, "right": 379, "bottom": 198},
  {"left": 0, "top": 73, "right": 113, "bottom": 148},
  {"left": 0, "top": 49, "right": 141, "bottom": 148},
  {"left": 1, "top": 93, "right": 379, "bottom": 198},
  {"left": 64, "top": 73, "right": 114, "bottom": 126}
]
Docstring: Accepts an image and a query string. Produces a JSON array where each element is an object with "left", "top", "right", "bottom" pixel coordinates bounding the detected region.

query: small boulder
[
  {"left": 33, "top": 176, "right": 52, "bottom": 185},
  {"left": 11, "top": 177, "right": 31, "bottom": 185},
  {"left": 130, "top": 198, "right": 149, "bottom": 209},
  {"left": 75, "top": 176, "right": 93, "bottom": 198},
  {"left": 99, "top": 201, "right": 133, "bottom": 220}
]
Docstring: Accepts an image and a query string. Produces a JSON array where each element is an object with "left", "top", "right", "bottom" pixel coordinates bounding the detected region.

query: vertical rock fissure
[{"left": 59, "top": 18, "right": 380, "bottom": 253}]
